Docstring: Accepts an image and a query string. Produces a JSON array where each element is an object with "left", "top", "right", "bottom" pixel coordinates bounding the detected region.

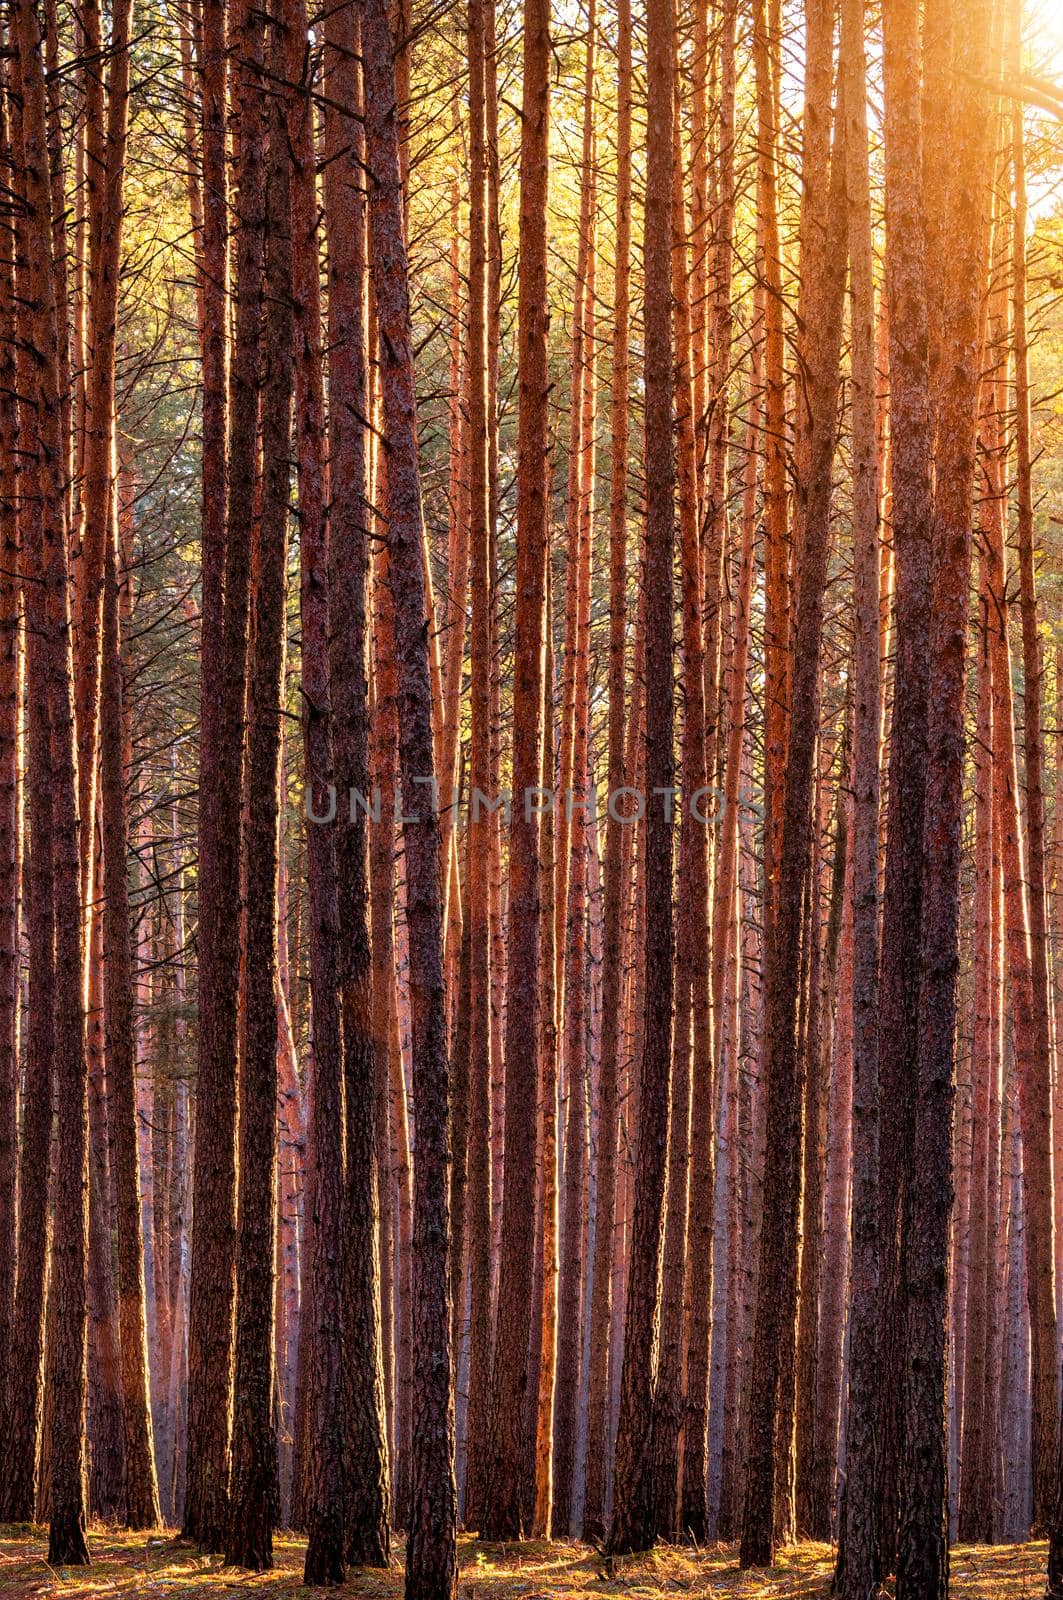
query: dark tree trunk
[
  {"left": 12, "top": 0, "right": 91, "bottom": 1562},
  {"left": 605, "top": 0, "right": 675, "bottom": 1552},
  {"left": 739, "top": 69, "right": 846, "bottom": 1571},
  {"left": 833, "top": 0, "right": 881, "bottom": 1587},
  {"left": 462, "top": 0, "right": 495, "bottom": 1533},
  {"left": 362, "top": 0, "right": 457, "bottom": 1592},
  {"left": 0, "top": 86, "right": 21, "bottom": 1410},
  {"left": 101, "top": 480, "right": 161, "bottom": 1531},
  {"left": 186, "top": 0, "right": 266, "bottom": 1547},
  {"left": 581, "top": 0, "right": 630, "bottom": 1542},
  {"left": 283, "top": 0, "right": 348, "bottom": 1576},
  {"left": 323, "top": 0, "right": 392, "bottom": 1565},
  {"left": 479, "top": 0, "right": 552, "bottom": 1544},
  {"left": 225, "top": 23, "right": 293, "bottom": 1563},
  {"left": 873, "top": 0, "right": 934, "bottom": 1563},
  {"left": 895, "top": 2, "right": 990, "bottom": 1592},
  {"left": 0, "top": 57, "right": 53, "bottom": 1523},
  {"left": 87, "top": 886, "right": 126, "bottom": 1521}
]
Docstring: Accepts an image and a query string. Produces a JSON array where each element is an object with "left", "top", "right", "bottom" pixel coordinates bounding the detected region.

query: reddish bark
[
  {"left": 101, "top": 453, "right": 161, "bottom": 1532},
  {"left": 740, "top": 65, "right": 846, "bottom": 1568},
  {"left": 225, "top": 25, "right": 292, "bottom": 1561},
  {"left": 875, "top": 0, "right": 934, "bottom": 1561},
  {"left": 897, "top": 3, "right": 991, "bottom": 1590},
  {"left": 462, "top": 0, "right": 495, "bottom": 1525},
  {"left": 480, "top": 0, "right": 552, "bottom": 1540},
  {"left": 322, "top": 0, "right": 392, "bottom": 1563},
  {"left": 581, "top": 0, "right": 631, "bottom": 1539},
  {"left": 186, "top": 0, "right": 266, "bottom": 1545},
  {"left": 605, "top": 0, "right": 675, "bottom": 1551},
  {"left": 0, "top": 86, "right": 21, "bottom": 1408},
  {"left": 362, "top": 0, "right": 457, "bottom": 1590},
  {"left": 834, "top": 0, "right": 881, "bottom": 1584}
]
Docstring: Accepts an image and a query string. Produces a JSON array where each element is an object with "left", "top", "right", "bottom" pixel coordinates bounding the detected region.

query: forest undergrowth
[{"left": 0, "top": 1529, "right": 1046, "bottom": 1600}]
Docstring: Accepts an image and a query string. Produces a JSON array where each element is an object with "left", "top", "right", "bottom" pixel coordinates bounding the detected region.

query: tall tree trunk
[
  {"left": 101, "top": 454, "right": 161, "bottom": 1533},
  {"left": 462, "top": 0, "right": 494, "bottom": 1526},
  {"left": 834, "top": 0, "right": 881, "bottom": 1585},
  {"left": 0, "top": 87, "right": 22, "bottom": 1411},
  {"left": 480, "top": 0, "right": 551, "bottom": 1539},
  {"left": 323, "top": 0, "right": 392, "bottom": 1564},
  {"left": 362, "top": 0, "right": 457, "bottom": 1592},
  {"left": 740, "top": 58, "right": 846, "bottom": 1567},
  {"left": 959, "top": 531, "right": 996, "bottom": 1544},
  {"left": 1010, "top": 0, "right": 1058, "bottom": 1526},
  {"left": 532, "top": 588, "right": 559, "bottom": 1537},
  {"left": 581, "top": 0, "right": 630, "bottom": 1539},
  {"left": 605, "top": 0, "right": 675, "bottom": 1551},
  {"left": 0, "top": 19, "right": 56, "bottom": 1538},
  {"left": 896, "top": 3, "right": 991, "bottom": 1592},
  {"left": 652, "top": 88, "right": 708, "bottom": 1544},
  {"left": 186, "top": 0, "right": 265, "bottom": 1544},
  {"left": 225, "top": 27, "right": 293, "bottom": 1561},
  {"left": 875, "top": 0, "right": 934, "bottom": 1564},
  {"left": 11, "top": 0, "right": 90, "bottom": 1560},
  {"left": 86, "top": 837, "right": 125, "bottom": 1521},
  {"left": 283, "top": 0, "right": 347, "bottom": 1576},
  {"left": 756, "top": 0, "right": 788, "bottom": 934}
]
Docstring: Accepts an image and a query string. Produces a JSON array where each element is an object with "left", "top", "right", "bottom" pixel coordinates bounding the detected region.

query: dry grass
[{"left": 0, "top": 1527, "right": 1047, "bottom": 1600}]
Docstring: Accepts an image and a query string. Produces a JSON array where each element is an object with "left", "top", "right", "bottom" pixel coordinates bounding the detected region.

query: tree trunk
[
  {"left": 834, "top": 0, "right": 881, "bottom": 1585},
  {"left": 323, "top": 0, "right": 392, "bottom": 1564},
  {"left": 225, "top": 25, "right": 293, "bottom": 1561},
  {"left": 896, "top": 4, "right": 991, "bottom": 1592},
  {"left": 362, "top": 0, "right": 458, "bottom": 1591},
  {"left": 12, "top": 0, "right": 91, "bottom": 1561},
  {"left": 480, "top": 0, "right": 552, "bottom": 1539},
  {"left": 0, "top": 62, "right": 52, "bottom": 1524},
  {"left": 0, "top": 86, "right": 22, "bottom": 1411},
  {"left": 1010, "top": 0, "right": 1058, "bottom": 1525},
  {"left": 605, "top": 0, "right": 675, "bottom": 1550},
  {"left": 186, "top": 0, "right": 265, "bottom": 1544},
  {"left": 875, "top": 0, "right": 934, "bottom": 1563},
  {"left": 581, "top": 0, "right": 630, "bottom": 1538},
  {"left": 86, "top": 846, "right": 125, "bottom": 1521},
  {"left": 101, "top": 446, "right": 161, "bottom": 1532},
  {"left": 739, "top": 46, "right": 846, "bottom": 1570}
]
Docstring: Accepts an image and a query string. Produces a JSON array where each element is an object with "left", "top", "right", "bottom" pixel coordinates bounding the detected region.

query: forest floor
[{"left": 0, "top": 1527, "right": 1048, "bottom": 1599}]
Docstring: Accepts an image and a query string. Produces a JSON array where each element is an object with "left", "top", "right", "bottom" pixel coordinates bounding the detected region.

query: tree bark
[
  {"left": 480, "top": 0, "right": 552, "bottom": 1539},
  {"left": 605, "top": 0, "right": 675, "bottom": 1551},
  {"left": 834, "top": 0, "right": 881, "bottom": 1586},
  {"left": 581, "top": 0, "right": 631, "bottom": 1539},
  {"left": 896, "top": 3, "right": 991, "bottom": 1591},
  {"left": 225, "top": 24, "right": 293, "bottom": 1560},
  {"left": 186, "top": 0, "right": 266, "bottom": 1544},
  {"left": 875, "top": 0, "right": 934, "bottom": 1563},
  {"left": 323, "top": 0, "right": 392, "bottom": 1564},
  {"left": 362, "top": 0, "right": 458, "bottom": 1591}
]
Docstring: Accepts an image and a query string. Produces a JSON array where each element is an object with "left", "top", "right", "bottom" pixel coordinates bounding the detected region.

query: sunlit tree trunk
[
  {"left": 897, "top": 2, "right": 991, "bottom": 1590},
  {"left": 606, "top": 0, "right": 675, "bottom": 1550},
  {"left": 462, "top": 0, "right": 495, "bottom": 1526},
  {"left": 581, "top": 0, "right": 630, "bottom": 1540},
  {"left": 740, "top": 45, "right": 845, "bottom": 1564}
]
